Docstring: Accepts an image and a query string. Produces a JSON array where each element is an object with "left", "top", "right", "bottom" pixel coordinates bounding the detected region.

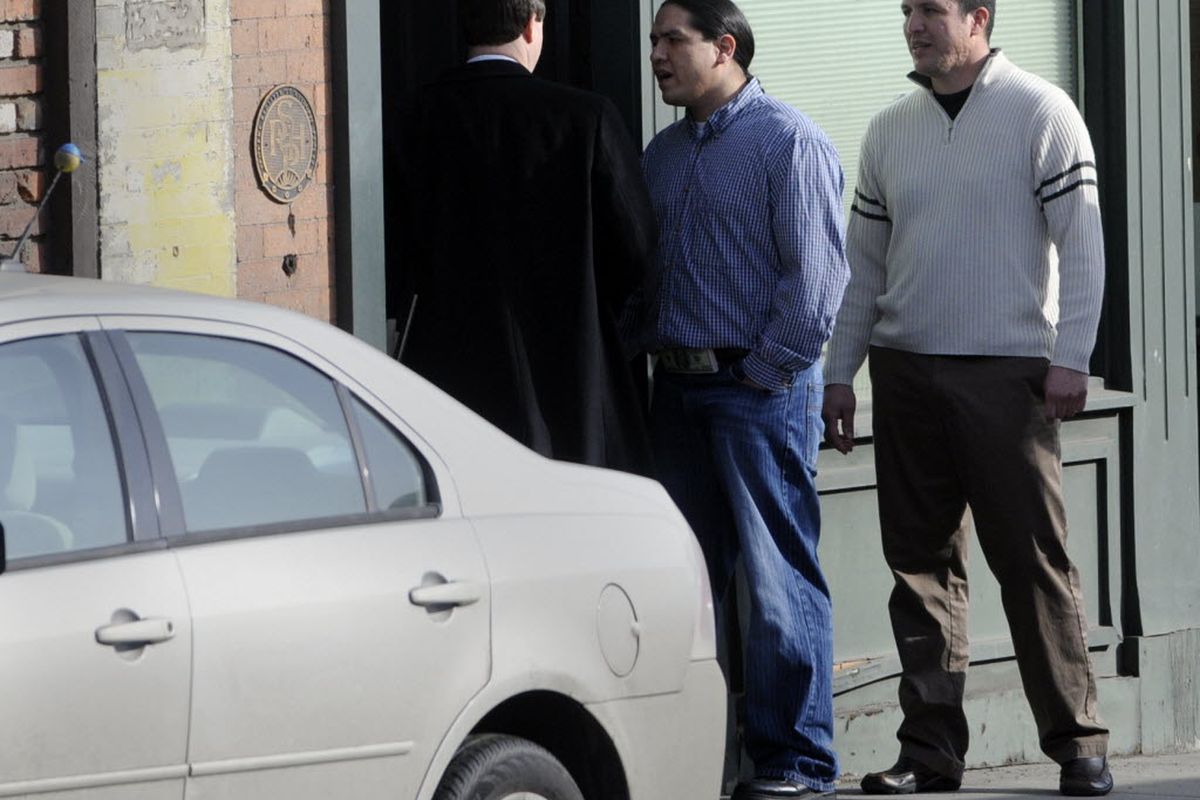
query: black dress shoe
[
  {"left": 1060, "top": 756, "right": 1113, "bottom": 796},
  {"left": 860, "top": 757, "right": 961, "bottom": 794},
  {"left": 731, "top": 777, "right": 835, "bottom": 798}
]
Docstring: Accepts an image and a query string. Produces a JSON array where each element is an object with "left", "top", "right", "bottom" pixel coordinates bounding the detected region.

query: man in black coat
[{"left": 394, "top": 0, "right": 657, "bottom": 475}]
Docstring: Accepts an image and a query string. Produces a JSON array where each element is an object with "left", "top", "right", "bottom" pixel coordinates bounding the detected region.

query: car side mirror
[{"left": 0, "top": 520, "right": 6, "bottom": 575}]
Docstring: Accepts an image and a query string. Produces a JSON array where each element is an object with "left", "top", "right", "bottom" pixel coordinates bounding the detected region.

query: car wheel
[{"left": 433, "top": 733, "right": 585, "bottom": 800}]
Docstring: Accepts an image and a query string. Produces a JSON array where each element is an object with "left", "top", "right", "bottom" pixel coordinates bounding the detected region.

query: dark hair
[
  {"left": 459, "top": 0, "right": 547, "bottom": 47},
  {"left": 661, "top": 0, "right": 755, "bottom": 74},
  {"left": 958, "top": 0, "right": 996, "bottom": 40}
]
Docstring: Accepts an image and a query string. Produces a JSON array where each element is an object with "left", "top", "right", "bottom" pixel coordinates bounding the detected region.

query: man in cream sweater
[{"left": 822, "top": 1, "right": 1112, "bottom": 796}]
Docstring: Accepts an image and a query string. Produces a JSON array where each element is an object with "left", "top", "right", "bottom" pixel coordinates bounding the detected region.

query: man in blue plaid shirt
[{"left": 637, "top": 1, "right": 849, "bottom": 798}]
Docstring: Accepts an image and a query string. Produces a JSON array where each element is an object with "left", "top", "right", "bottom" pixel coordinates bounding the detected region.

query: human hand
[
  {"left": 822, "top": 383, "right": 857, "bottom": 454},
  {"left": 731, "top": 360, "right": 769, "bottom": 391},
  {"left": 1043, "top": 366, "right": 1089, "bottom": 420}
]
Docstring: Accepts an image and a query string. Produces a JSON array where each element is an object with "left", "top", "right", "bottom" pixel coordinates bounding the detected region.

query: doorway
[{"left": 379, "top": 0, "right": 645, "bottom": 324}]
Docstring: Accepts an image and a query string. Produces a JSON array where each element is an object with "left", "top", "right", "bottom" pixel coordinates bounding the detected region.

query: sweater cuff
[{"left": 1049, "top": 350, "right": 1093, "bottom": 375}]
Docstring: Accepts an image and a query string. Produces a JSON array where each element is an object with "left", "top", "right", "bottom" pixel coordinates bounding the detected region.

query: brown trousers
[{"left": 868, "top": 347, "right": 1108, "bottom": 781}]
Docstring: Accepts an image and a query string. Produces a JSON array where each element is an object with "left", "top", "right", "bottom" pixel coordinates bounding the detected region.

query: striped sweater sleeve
[
  {"left": 825, "top": 121, "right": 889, "bottom": 386},
  {"left": 1034, "top": 102, "right": 1105, "bottom": 373}
]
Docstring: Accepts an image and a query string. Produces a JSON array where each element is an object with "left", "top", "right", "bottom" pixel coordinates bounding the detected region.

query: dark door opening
[{"left": 379, "top": 0, "right": 644, "bottom": 323}]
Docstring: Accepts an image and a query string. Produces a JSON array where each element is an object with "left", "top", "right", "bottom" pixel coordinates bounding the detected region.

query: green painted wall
[{"left": 1123, "top": 0, "right": 1200, "bottom": 638}]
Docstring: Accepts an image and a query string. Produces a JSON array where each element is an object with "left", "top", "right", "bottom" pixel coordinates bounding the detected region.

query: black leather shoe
[
  {"left": 1060, "top": 756, "right": 1113, "bottom": 796},
  {"left": 731, "top": 777, "right": 835, "bottom": 798},
  {"left": 860, "top": 757, "right": 961, "bottom": 794}
]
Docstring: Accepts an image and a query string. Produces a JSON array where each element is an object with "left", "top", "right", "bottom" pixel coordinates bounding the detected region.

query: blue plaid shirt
[{"left": 639, "top": 79, "right": 850, "bottom": 390}]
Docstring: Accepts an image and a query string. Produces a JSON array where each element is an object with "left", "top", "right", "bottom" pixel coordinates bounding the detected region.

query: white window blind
[
  {"left": 642, "top": 1, "right": 1080, "bottom": 396},
  {"left": 733, "top": 0, "right": 1079, "bottom": 207}
]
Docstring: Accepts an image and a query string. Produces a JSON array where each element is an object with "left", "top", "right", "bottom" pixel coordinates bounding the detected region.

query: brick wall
[
  {"left": 0, "top": 0, "right": 43, "bottom": 271},
  {"left": 231, "top": 0, "right": 334, "bottom": 321}
]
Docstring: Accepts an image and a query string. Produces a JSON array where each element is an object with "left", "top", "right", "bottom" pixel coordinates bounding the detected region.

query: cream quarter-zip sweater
[{"left": 825, "top": 51, "right": 1105, "bottom": 385}]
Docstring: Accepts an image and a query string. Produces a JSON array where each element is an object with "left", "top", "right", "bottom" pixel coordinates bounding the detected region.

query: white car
[{"left": 0, "top": 273, "right": 725, "bottom": 800}]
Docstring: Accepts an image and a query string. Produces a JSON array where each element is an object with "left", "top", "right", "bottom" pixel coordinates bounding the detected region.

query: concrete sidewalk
[{"left": 836, "top": 752, "right": 1200, "bottom": 799}]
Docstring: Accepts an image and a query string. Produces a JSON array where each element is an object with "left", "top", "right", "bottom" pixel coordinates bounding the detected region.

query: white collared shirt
[{"left": 466, "top": 54, "right": 519, "bottom": 65}]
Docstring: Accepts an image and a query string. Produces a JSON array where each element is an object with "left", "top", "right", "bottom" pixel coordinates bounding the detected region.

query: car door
[
  {"left": 104, "top": 322, "right": 490, "bottom": 800},
  {"left": 0, "top": 322, "right": 191, "bottom": 799}
]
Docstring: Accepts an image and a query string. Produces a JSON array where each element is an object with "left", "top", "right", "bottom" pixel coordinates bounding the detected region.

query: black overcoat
[{"left": 395, "top": 60, "right": 657, "bottom": 475}]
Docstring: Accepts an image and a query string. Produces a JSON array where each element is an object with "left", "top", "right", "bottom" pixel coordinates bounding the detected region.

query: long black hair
[{"left": 662, "top": 0, "right": 755, "bottom": 74}]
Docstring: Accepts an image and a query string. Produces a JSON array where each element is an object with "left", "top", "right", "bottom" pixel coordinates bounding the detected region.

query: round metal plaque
[{"left": 253, "top": 84, "right": 318, "bottom": 203}]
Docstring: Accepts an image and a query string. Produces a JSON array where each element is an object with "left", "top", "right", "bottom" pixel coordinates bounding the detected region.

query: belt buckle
[{"left": 659, "top": 348, "right": 719, "bottom": 374}]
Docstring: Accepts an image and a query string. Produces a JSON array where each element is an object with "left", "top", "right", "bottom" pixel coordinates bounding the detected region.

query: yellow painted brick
[
  {"left": 156, "top": 243, "right": 237, "bottom": 285},
  {"left": 129, "top": 214, "right": 233, "bottom": 247}
]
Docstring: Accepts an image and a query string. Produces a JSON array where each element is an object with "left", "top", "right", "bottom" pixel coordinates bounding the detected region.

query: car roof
[{"left": 0, "top": 273, "right": 322, "bottom": 334}]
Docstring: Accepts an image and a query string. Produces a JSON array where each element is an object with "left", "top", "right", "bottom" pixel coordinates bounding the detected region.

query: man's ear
[
  {"left": 971, "top": 7, "right": 990, "bottom": 38},
  {"left": 714, "top": 33, "right": 737, "bottom": 67},
  {"left": 522, "top": 13, "right": 538, "bottom": 44}
]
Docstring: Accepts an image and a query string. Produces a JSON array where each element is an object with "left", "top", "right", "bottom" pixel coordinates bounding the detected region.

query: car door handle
[
  {"left": 95, "top": 618, "right": 176, "bottom": 647},
  {"left": 409, "top": 581, "right": 483, "bottom": 608}
]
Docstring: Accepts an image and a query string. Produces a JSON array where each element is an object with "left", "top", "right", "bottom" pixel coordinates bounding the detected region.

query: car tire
[{"left": 433, "top": 733, "right": 585, "bottom": 800}]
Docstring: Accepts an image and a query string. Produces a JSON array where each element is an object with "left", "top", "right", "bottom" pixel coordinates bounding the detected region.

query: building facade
[{"left": 18, "top": 0, "right": 1200, "bottom": 778}]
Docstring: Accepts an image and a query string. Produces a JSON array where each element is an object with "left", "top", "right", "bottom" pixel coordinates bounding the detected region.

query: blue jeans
[{"left": 650, "top": 361, "right": 837, "bottom": 791}]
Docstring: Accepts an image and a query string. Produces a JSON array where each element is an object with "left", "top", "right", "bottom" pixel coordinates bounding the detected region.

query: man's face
[
  {"left": 901, "top": 1, "right": 981, "bottom": 80},
  {"left": 649, "top": 4, "right": 724, "bottom": 110}
]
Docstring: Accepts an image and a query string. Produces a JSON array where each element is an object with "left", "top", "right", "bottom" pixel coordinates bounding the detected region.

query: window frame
[
  {"left": 104, "top": 328, "right": 442, "bottom": 547},
  {"left": 1081, "top": 0, "right": 1132, "bottom": 391},
  {"left": 0, "top": 324, "right": 162, "bottom": 572}
]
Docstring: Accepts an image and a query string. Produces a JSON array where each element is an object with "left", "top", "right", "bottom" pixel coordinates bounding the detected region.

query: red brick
[
  {"left": 235, "top": 150, "right": 260, "bottom": 192},
  {"left": 231, "top": 18, "right": 258, "bottom": 56},
  {"left": 0, "top": 171, "right": 17, "bottom": 205},
  {"left": 233, "top": 86, "right": 265, "bottom": 124},
  {"left": 0, "top": 201, "right": 41, "bottom": 238},
  {"left": 314, "top": 135, "right": 331, "bottom": 184},
  {"left": 284, "top": 0, "right": 327, "bottom": 18},
  {"left": 262, "top": 286, "right": 331, "bottom": 320},
  {"left": 258, "top": 15, "right": 321, "bottom": 52},
  {"left": 286, "top": 48, "right": 328, "bottom": 83},
  {"left": 234, "top": 119, "right": 254, "bottom": 150},
  {"left": 290, "top": 252, "right": 334, "bottom": 290},
  {"left": 263, "top": 217, "right": 319, "bottom": 257},
  {"left": 0, "top": 63, "right": 42, "bottom": 96},
  {"left": 233, "top": 52, "right": 288, "bottom": 88},
  {"left": 237, "top": 187, "right": 289, "bottom": 226},
  {"left": 0, "top": 0, "right": 39, "bottom": 23},
  {"left": 0, "top": 135, "right": 39, "bottom": 169},
  {"left": 237, "top": 256, "right": 289, "bottom": 295},
  {"left": 14, "top": 25, "right": 39, "bottom": 58},
  {"left": 311, "top": 81, "right": 330, "bottom": 117},
  {"left": 15, "top": 167, "right": 41, "bottom": 201},
  {"left": 318, "top": 215, "right": 333, "bottom": 252},
  {"left": 231, "top": 0, "right": 284, "bottom": 21},
  {"left": 236, "top": 224, "right": 263, "bottom": 262},
  {"left": 289, "top": 182, "right": 330, "bottom": 220}
]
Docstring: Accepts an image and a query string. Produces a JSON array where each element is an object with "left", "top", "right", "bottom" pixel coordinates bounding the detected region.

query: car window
[
  {"left": 126, "top": 333, "right": 368, "bottom": 533},
  {"left": 0, "top": 335, "right": 128, "bottom": 559},
  {"left": 349, "top": 396, "right": 430, "bottom": 511}
]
